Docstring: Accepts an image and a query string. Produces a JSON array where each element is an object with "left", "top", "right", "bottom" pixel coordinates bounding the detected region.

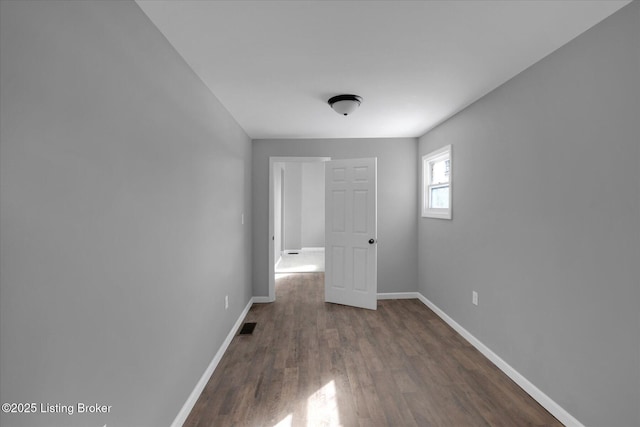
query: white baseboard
[
  {"left": 170, "top": 298, "right": 254, "bottom": 427},
  {"left": 252, "top": 296, "right": 274, "bottom": 303},
  {"left": 377, "top": 292, "right": 420, "bottom": 300},
  {"left": 415, "top": 293, "right": 584, "bottom": 427}
]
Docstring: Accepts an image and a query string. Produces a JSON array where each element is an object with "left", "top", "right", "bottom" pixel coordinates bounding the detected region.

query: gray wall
[
  {"left": 301, "top": 162, "right": 325, "bottom": 248},
  {"left": 274, "top": 164, "right": 284, "bottom": 259},
  {"left": 253, "top": 138, "right": 418, "bottom": 297},
  {"left": 277, "top": 160, "right": 325, "bottom": 254},
  {"left": 283, "top": 162, "right": 303, "bottom": 250},
  {"left": 418, "top": 3, "right": 640, "bottom": 426},
  {"left": 282, "top": 161, "right": 325, "bottom": 251},
  {"left": 0, "top": 2, "right": 252, "bottom": 427}
]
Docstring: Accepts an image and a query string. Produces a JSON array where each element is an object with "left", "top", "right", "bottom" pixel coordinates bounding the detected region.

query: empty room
[{"left": 0, "top": 1, "right": 638, "bottom": 427}]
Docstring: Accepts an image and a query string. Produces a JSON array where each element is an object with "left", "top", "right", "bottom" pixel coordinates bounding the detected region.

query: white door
[{"left": 325, "top": 158, "right": 377, "bottom": 310}]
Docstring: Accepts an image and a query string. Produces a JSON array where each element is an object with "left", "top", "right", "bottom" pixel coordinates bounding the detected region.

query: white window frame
[{"left": 422, "top": 144, "right": 452, "bottom": 219}]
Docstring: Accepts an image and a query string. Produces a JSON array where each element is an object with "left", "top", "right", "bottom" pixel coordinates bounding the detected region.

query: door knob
[{"left": 368, "top": 239, "right": 376, "bottom": 244}]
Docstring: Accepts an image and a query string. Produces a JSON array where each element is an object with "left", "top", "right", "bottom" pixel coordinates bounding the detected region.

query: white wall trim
[
  {"left": 415, "top": 293, "right": 585, "bottom": 427},
  {"left": 252, "top": 296, "right": 274, "bottom": 304},
  {"left": 170, "top": 298, "right": 254, "bottom": 427},
  {"left": 377, "top": 292, "right": 420, "bottom": 300}
]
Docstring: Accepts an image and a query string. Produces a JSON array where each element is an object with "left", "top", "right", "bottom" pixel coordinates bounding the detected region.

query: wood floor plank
[{"left": 183, "top": 273, "right": 563, "bottom": 427}]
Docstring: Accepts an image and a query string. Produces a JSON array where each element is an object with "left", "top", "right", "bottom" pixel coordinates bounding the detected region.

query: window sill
[{"left": 422, "top": 210, "right": 452, "bottom": 220}]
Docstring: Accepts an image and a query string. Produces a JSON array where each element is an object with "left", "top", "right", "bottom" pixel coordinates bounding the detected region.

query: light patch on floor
[
  {"left": 275, "top": 248, "right": 324, "bottom": 273},
  {"left": 272, "top": 413, "right": 292, "bottom": 427},
  {"left": 306, "top": 380, "right": 340, "bottom": 426}
]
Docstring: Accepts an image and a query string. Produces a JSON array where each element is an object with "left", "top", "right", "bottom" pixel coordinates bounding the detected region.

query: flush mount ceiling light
[{"left": 328, "top": 94, "right": 363, "bottom": 116}]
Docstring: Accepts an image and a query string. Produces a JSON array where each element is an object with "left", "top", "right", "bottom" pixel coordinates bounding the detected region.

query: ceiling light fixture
[{"left": 328, "top": 94, "right": 363, "bottom": 116}]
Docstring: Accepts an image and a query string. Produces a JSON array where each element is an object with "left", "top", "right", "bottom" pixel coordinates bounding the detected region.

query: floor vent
[
  {"left": 239, "top": 322, "right": 257, "bottom": 335},
  {"left": 287, "top": 252, "right": 299, "bottom": 255}
]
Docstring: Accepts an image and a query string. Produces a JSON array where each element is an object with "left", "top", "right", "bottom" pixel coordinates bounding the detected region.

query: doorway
[{"left": 268, "top": 157, "right": 330, "bottom": 301}]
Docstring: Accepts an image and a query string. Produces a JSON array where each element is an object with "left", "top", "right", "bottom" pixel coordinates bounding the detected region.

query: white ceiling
[{"left": 136, "top": 0, "right": 630, "bottom": 139}]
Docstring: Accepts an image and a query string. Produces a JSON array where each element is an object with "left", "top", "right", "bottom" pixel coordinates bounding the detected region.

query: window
[{"left": 422, "top": 145, "right": 452, "bottom": 219}]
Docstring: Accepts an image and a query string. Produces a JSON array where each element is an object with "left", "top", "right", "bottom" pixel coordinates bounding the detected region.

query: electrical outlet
[
  {"left": 225, "top": 295, "right": 229, "bottom": 310},
  {"left": 472, "top": 291, "right": 478, "bottom": 306}
]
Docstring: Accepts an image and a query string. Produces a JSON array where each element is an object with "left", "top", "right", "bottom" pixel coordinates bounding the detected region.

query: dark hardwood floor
[{"left": 184, "top": 273, "right": 562, "bottom": 427}]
